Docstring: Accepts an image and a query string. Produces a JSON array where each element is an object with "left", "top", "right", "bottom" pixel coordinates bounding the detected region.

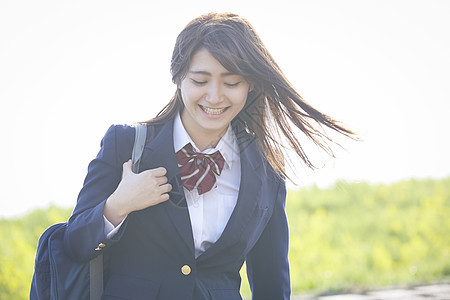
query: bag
[{"left": 30, "top": 124, "right": 148, "bottom": 300}]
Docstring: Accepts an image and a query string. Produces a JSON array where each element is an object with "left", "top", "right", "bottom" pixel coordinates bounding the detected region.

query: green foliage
[
  {"left": 240, "top": 177, "right": 450, "bottom": 298},
  {"left": 1, "top": 178, "right": 450, "bottom": 299},
  {"left": 0, "top": 205, "right": 72, "bottom": 300},
  {"left": 285, "top": 177, "right": 450, "bottom": 295}
]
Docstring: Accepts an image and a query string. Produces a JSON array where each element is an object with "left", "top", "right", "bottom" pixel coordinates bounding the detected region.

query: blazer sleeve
[
  {"left": 245, "top": 180, "right": 291, "bottom": 300},
  {"left": 64, "top": 124, "right": 135, "bottom": 263}
]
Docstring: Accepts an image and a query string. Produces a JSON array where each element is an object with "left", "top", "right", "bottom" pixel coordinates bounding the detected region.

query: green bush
[
  {"left": 0, "top": 205, "right": 72, "bottom": 300},
  {"left": 240, "top": 177, "right": 450, "bottom": 298},
  {"left": 285, "top": 177, "right": 450, "bottom": 295}
]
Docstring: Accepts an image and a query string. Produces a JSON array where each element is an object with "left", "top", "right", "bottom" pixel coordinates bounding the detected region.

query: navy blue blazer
[{"left": 64, "top": 118, "right": 290, "bottom": 300}]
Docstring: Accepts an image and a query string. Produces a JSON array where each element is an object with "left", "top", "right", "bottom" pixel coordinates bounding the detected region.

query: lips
[{"left": 199, "top": 105, "right": 227, "bottom": 115}]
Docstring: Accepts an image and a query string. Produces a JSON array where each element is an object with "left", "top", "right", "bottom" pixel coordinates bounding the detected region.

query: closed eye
[
  {"left": 225, "top": 82, "right": 241, "bottom": 87},
  {"left": 192, "top": 79, "right": 207, "bottom": 85}
]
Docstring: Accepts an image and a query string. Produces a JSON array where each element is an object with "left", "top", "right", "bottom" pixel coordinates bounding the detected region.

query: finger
[
  {"left": 159, "top": 193, "right": 170, "bottom": 202},
  {"left": 159, "top": 183, "right": 172, "bottom": 193},
  {"left": 150, "top": 167, "right": 167, "bottom": 177},
  {"left": 151, "top": 192, "right": 170, "bottom": 206},
  {"left": 122, "top": 160, "right": 133, "bottom": 176},
  {"left": 154, "top": 176, "right": 168, "bottom": 186}
]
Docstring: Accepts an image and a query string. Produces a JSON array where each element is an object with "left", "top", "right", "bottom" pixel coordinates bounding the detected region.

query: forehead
[{"left": 189, "top": 48, "right": 235, "bottom": 75}]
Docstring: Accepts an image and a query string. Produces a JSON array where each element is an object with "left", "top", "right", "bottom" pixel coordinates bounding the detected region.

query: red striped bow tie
[{"left": 176, "top": 143, "right": 225, "bottom": 195}]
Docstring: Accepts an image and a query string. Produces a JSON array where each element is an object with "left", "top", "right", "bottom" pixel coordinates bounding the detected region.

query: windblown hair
[{"left": 145, "top": 12, "right": 356, "bottom": 180}]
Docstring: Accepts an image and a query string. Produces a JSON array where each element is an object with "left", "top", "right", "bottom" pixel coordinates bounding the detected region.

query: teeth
[{"left": 201, "top": 106, "right": 226, "bottom": 115}]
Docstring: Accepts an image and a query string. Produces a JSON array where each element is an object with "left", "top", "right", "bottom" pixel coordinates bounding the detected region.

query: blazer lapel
[
  {"left": 139, "top": 120, "right": 195, "bottom": 255},
  {"left": 197, "top": 132, "right": 264, "bottom": 262}
]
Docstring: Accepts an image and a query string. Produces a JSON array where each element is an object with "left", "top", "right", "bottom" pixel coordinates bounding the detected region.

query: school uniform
[{"left": 64, "top": 115, "right": 290, "bottom": 300}]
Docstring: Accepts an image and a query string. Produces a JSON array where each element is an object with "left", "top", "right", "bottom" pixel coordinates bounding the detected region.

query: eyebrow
[{"left": 188, "top": 70, "right": 238, "bottom": 77}]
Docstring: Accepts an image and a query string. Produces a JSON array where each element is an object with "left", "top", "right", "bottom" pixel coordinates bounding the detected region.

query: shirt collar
[{"left": 173, "top": 112, "right": 238, "bottom": 169}]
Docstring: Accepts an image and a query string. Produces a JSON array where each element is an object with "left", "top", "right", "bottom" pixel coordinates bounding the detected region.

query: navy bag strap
[
  {"left": 89, "top": 255, "right": 103, "bottom": 300},
  {"left": 131, "top": 123, "right": 147, "bottom": 173},
  {"left": 89, "top": 123, "right": 147, "bottom": 299}
]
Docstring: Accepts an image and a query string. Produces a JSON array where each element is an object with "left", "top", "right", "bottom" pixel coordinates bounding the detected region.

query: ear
[{"left": 248, "top": 83, "right": 254, "bottom": 92}]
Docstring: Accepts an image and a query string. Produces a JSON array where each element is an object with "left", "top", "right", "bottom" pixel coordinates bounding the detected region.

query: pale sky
[{"left": 1, "top": 0, "right": 449, "bottom": 217}]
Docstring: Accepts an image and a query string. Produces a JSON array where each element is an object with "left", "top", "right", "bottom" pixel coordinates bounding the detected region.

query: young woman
[{"left": 64, "top": 12, "right": 355, "bottom": 300}]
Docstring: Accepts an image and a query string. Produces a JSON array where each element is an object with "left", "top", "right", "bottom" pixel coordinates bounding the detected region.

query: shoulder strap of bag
[
  {"left": 89, "top": 123, "right": 148, "bottom": 300},
  {"left": 131, "top": 123, "right": 148, "bottom": 173},
  {"left": 89, "top": 255, "right": 103, "bottom": 300}
]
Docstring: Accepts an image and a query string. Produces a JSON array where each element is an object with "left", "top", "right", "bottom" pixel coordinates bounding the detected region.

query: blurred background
[{"left": 0, "top": 0, "right": 449, "bottom": 299}]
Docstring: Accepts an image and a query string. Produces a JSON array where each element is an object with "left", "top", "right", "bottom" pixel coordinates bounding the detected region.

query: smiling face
[{"left": 179, "top": 48, "right": 251, "bottom": 150}]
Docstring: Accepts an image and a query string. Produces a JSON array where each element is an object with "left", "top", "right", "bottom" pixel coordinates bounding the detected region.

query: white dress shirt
[
  {"left": 173, "top": 113, "right": 241, "bottom": 257},
  {"left": 104, "top": 114, "right": 241, "bottom": 258}
]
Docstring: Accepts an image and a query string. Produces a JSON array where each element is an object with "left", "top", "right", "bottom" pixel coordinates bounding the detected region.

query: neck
[
  {"left": 188, "top": 128, "right": 227, "bottom": 151},
  {"left": 179, "top": 110, "right": 229, "bottom": 151}
]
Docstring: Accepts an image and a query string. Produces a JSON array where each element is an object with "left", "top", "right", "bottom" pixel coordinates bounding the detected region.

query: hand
[{"left": 104, "top": 160, "right": 172, "bottom": 226}]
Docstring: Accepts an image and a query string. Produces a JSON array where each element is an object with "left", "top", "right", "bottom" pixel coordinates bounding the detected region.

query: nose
[{"left": 205, "top": 83, "right": 223, "bottom": 105}]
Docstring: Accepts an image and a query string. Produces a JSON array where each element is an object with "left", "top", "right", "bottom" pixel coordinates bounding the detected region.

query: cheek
[
  {"left": 180, "top": 86, "right": 201, "bottom": 106},
  {"left": 231, "top": 89, "right": 249, "bottom": 108}
]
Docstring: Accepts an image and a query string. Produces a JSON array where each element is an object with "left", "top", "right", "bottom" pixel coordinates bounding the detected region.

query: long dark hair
[{"left": 145, "top": 12, "right": 356, "bottom": 180}]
